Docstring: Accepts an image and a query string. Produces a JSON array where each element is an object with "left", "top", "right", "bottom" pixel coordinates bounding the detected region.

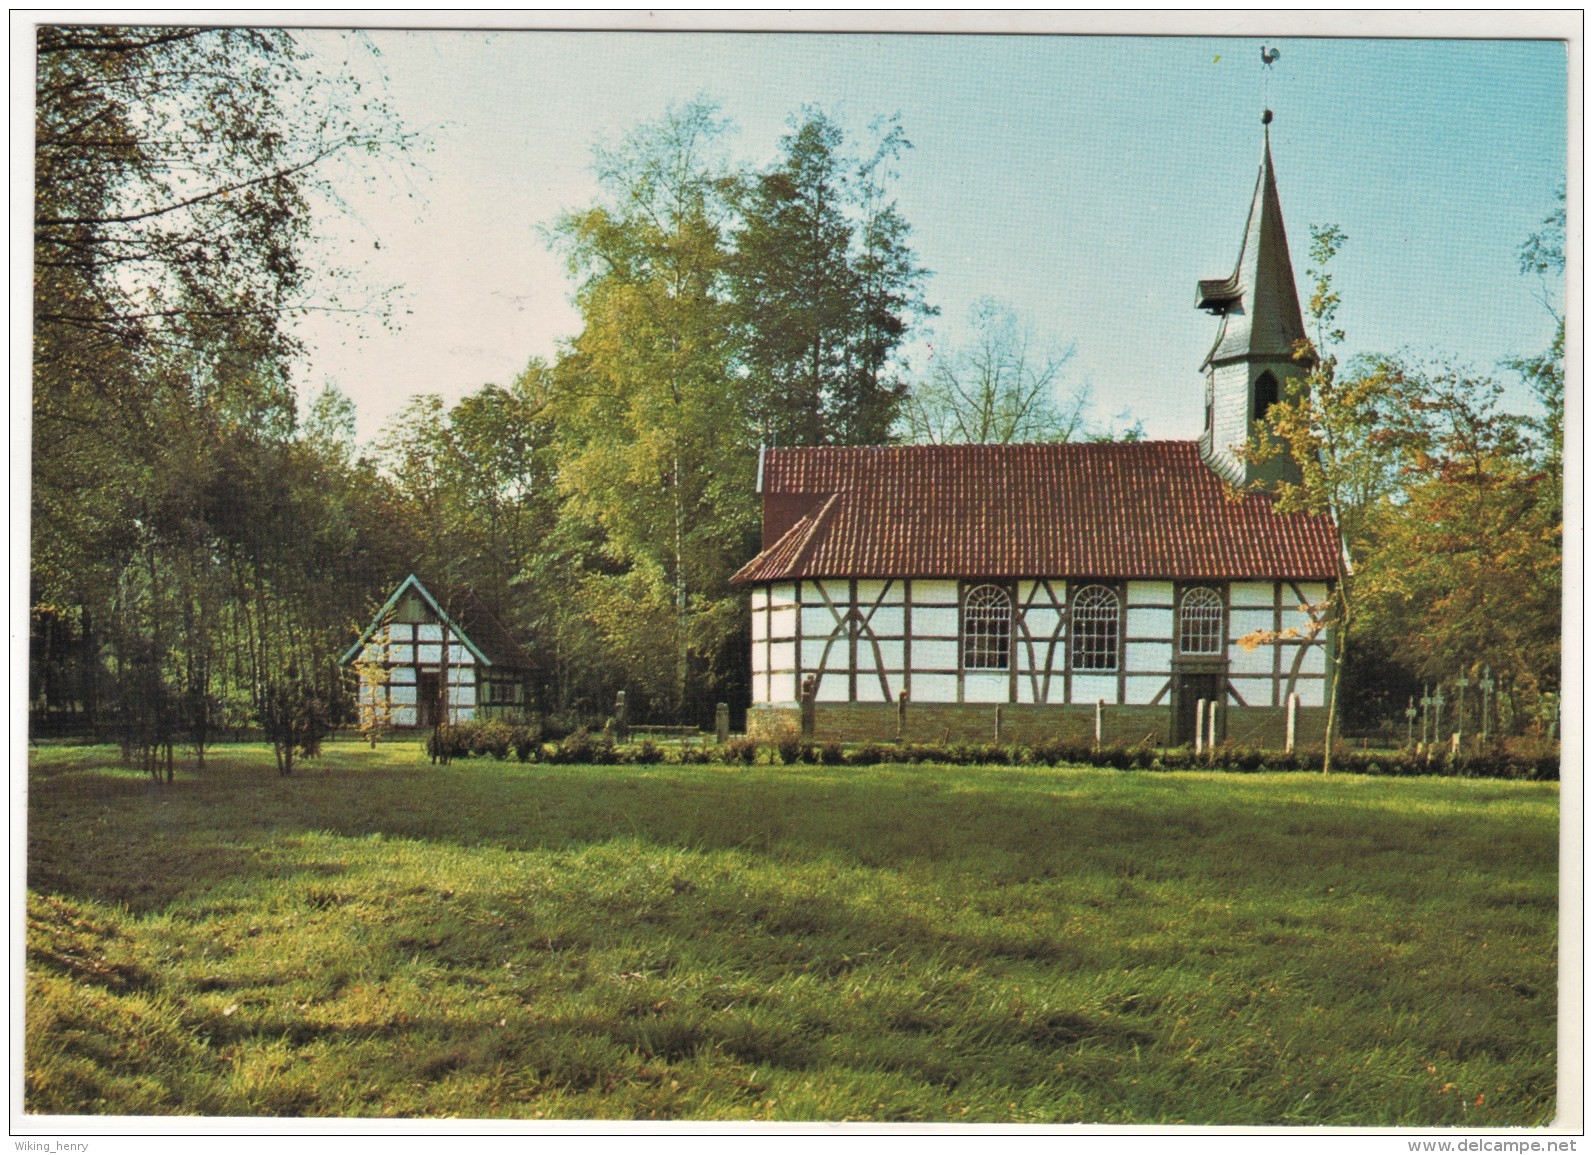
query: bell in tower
[{"left": 1196, "top": 109, "right": 1312, "bottom": 489}]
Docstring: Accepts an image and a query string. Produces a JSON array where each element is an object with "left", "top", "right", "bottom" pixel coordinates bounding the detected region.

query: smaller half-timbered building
[{"left": 342, "top": 574, "right": 532, "bottom": 728}]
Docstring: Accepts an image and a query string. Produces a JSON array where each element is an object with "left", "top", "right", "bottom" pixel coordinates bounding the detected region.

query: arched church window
[
  {"left": 963, "top": 584, "right": 1011, "bottom": 671},
  {"left": 1072, "top": 585, "right": 1120, "bottom": 671},
  {"left": 1179, "top": 587, "right": 1224, "bottom": 654},
  {"left": 1254, "top": 371, "right": 1280, "bottom": 423}
]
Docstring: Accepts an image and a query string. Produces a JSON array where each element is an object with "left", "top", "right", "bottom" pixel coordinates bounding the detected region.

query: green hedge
[{"left": 411, "top": 721, "right": 1558, "bottom": 780}]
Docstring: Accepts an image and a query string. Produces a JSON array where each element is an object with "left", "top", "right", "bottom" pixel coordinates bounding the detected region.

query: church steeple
[{"left": 1196, "top": 110, "right": 1310, "bottom": 488}]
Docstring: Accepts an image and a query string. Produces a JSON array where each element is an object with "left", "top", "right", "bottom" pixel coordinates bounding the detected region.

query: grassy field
[{"left": 26, "top": 738, "right": 1559, "bottom": 1124}]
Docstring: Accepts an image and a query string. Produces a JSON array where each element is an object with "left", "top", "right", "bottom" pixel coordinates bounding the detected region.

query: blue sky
[{"left": 293, "top": 25, "right": 1569, "bottom": 443}]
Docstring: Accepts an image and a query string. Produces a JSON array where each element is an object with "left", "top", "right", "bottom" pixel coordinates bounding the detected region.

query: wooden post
[
  {"left": 613, "top": 690, "right": 629, "bottom": 744},
  {"left": 1094, "top": 699, "right": 1104, "bottom": 750},
  {"left": 1207, "top": 700, "right": 1220, "bottom": 752},
  {"left": 995, "top": 705, "right": 1004, "bottom": 745},
  {"left": 1285, "top": 692, "right": 1298, "bottom": 754},
  {"left": 800, "top": 675, "right": 817, "bottom": 742},
  {"left": 896, "top": 690, "right": 909, "bottom": 744},
  {"left": 1194, "top": 700, "right": 1206, "bottom": 754},
  {"left": 715, "top": 702, "right": 729, "bottom": 745}
]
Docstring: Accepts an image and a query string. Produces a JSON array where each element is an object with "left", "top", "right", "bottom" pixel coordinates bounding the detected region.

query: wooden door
[
  {"left": 1174, "top": 673, "right": 1221, "bottom": 745},
  {"left": 416, "top": 672, "right": 440, "bottom": 728}
]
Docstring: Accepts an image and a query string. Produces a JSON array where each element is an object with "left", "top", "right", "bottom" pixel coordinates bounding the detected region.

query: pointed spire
[{"left": 1196, "top": 109, "right": 1308, "bottom": 371}]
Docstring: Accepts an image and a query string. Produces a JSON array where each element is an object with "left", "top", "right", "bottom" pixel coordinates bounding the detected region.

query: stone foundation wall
[{"left": 746, "top": 702, "right": 1329, "bottom": 749}]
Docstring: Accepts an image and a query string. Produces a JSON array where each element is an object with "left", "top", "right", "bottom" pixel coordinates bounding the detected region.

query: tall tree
[
  {"left": 31, "top": 25, "right": 411, "bottom": 743},
  {"left": 550, "top": 99, "right": 758, "bottom": 719},
  {"left": 730, "top": 109, "right": 932, "bottom": 447},
  {"left": 900, "top": 298, "right": 1086, "bottom": 444},
  {"left": 1241, "top": 226, "right": 1404, "bottom": 767}
]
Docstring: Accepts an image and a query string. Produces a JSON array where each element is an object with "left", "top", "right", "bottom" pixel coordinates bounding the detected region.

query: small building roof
[
  {"left": 341, "top": 574, "right": 533, "bottom": 669},
  {"left": 731, "top": 442, "right": 1343, "bottom": 584}
]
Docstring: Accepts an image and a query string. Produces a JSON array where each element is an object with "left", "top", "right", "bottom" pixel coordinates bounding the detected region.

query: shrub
[
  {"left": 722, "top": 737, "right": 759, "bottom": 765},
  {"left": 510, "top": 724, "right": 541, "bottom": 763},
  {"left": 775, "top": 736, "right": 804, "bottom": 765},
  {"left": 817, "top": 741, "right": 845, "bottom": 765},
  {"left": 631, "top": 739, "right": 663, "bottom": 765}
]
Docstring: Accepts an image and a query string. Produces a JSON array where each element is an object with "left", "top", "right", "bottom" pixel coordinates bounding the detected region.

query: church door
[{"left": 1174, "top": 673, "right": 1222, "bottom": 745}]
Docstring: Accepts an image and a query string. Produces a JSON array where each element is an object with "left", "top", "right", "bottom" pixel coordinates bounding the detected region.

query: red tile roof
[{"left": 731, "top": 442, "right": 1342, "bottom": 583}]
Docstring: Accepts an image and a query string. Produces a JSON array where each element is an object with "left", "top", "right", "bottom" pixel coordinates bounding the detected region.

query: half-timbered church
[{"left": 732, "top": 115, "right": 1344, "bottom": 746}]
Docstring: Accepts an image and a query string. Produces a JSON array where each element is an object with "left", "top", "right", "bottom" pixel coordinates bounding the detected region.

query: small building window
[
  {"left": 1072, "top": 585, "right": 1120, "bottom": 671},
  {"left": 1179, "top": 587, "right": 1224, "bottom": 654},
  {"left": 963, "top": 584, "right": 1011, "bottom": 671}
]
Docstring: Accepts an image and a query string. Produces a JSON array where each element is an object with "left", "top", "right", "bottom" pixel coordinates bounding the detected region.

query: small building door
[
  {"left": 1174, "top": 672, "right": 1222, "bottom": 745},
  {"left": 416, "top": 671, "right": 441, "bottom": 728}
]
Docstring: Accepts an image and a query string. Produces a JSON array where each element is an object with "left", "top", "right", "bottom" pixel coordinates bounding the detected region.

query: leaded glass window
[
  {"left": 962, "top": 584, "right": 1011, "bottom": 671},
  {"left": 1179, "top": 587, "right": 1224, "bottom": 654},
  {"left": 1072, "top": 585, "right": 1120, "bottom": 671}
]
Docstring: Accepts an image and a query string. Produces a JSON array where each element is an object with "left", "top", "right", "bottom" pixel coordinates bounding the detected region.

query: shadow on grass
[{"left": 28, "top": 750, "right": 1558, "bottom": 920}]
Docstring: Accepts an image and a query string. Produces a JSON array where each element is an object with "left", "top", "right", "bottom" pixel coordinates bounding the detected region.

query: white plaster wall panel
[
  {"left": 1021, "top": 607, "right": 1062, "bottom": 638},
  {"left": 913, "top": 607, "right": 959, "bottom": 637},
  {"left": 1125, "top": 642, "right": 1172, "bottom": 671},
  {"left": 1293, "top": 582, "right": 1330, "bottom": 608},
  {"left": 868, "top": 606, "right": 905, "bottom": 636},
  {"left": 768, "top": 608, "right": 797, "bottom": 641},
  {"left": 388, "top": 645, "right": 413, "bottom": 665},
  {"left": 854, "top": 644, "right": 878, "bottom": 674},
  {"left": 1124, "top": 676, "right": 1165, "bottom": 705},
  {"left": 1228, "top": 608, "right": 1275, "bottom": 640},
  {"left": 391, "top": 684, "right": 416, "bottom": 705},
  {"left": 418, "top": 623, "right": 443, "bottom": 641},
  {"left": 769, "top": 582, "right": 797, "bottom": 607},
  {"left": 449, "top": 645, "right": 474, "bottom": 665},
  {"left": 1127, "top": 580, "right": 1175, "bottom": 605},
  {"left": 1297, "top": 643, "right": 1326, "bottom": 676},
  {"left": 751, "top": 644, "right": 767, "bottom": 674},
  {"left": 751, "top": 612, "right": 767, "bottom": 643},
  {"left": 1228, "top": 676, "right": 1273, "bottom": 706},
  {"left": 448, "top": 668, "right": 472, "bottom": 685},
  {"left": 769, "top": 642, "right": 796, "bottom": 672},
  {"left": 416, "top": 644, "right": 441, "bottom": 665},
  {"left": 912, "top": 674, "right": 957, "bottom": 703},
  {"left": 1127, "top": 608, "right": 1174, "bottom": 639},
  {"left": 1071, "top": 674, "right": 1118, "bottom": 704},
  {"left": 913, "top": 639, "right": 959, "bottom": 671},
  {"left": 390, "top": 666, "right": 415, "bottom": 684},
  {"left": 1229, "top": 581, "right": 1275, "bottom": 608},
  {"left": 454, "top": 686, "right": 476, "bottom": 707},
  {"left": 1280, "top": 604, "right": 1319, "bottom": 636},
  {"left": 1017, "top": 680, "right": 1038, "bottom": 704},
  {"left": 964, "top": 673, "right": 1007, "bottom": 703},
  {"left": 801, "top": 606, "right": 840, "bottom": 636},
  {"left": 1293, "top": 679, "right": 1324, "bottom": 707},
  {"left": 750, "top": 587, "right": 768, "bottom": 611},
  {"left": 911, "top": 580, "right": 960, "bottom": 605},
  {"left": 855, "top": 678, "right": 890, "bottom": 704},
  {"left": 456, "top": 706, "right": 477, "bottom": 723},
  {"left": 1019, "top": 580, "right": 1043, "bottom": 605},
  {"left": 856, "top": 579, "right": 897, "bottom": 605},
  {"left": 815, "top": 676, "right": 850, "bottom": 703},
  {"left": 874, "top": 640, "right": 904, "bottom": 670},
  {"left": 392, "top": 706, "right": 416, "bottom": 727},
  {"left": 810, "top": 579, "right": 848, "bottom": 608},
  {"left": 1228, "top": 642, "right": 1275, "bottom": 676},
  {"left": 768, "top": 673, "right": 797, "bottom": 705},
  {"left": 799, "top": 639, "right": 834, "bottom": 670}
]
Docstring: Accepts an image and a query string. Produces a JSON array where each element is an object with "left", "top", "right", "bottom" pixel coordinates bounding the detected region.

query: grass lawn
[{"left": 26, "top": 738, "right": 1559, "bottom": 1124}]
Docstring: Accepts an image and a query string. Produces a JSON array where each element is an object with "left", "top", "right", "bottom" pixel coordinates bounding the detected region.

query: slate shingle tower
[{"left": 1196, "top": 110, "right": 1311, "bottom": 489}]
